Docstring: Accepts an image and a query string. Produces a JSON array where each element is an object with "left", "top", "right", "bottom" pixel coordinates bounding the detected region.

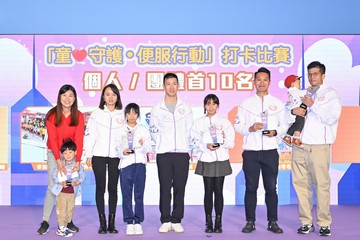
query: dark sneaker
[
  {"left": 298, "top": 224, "right": 315, "bottom": 234},
  {"left": 319, "top": 226, "right": 331, "bottom": 236},
  {"left": 67, "top": 221, "right": 79, "bottom": 232},
  {"left": 241, "top": 221, "right": 255, "bottom": 233},
  {"left": 267, "top": 221, "right": 284, "bottom": 234},
  {"left": 37, "top": 221, "right": 49, "bottom": 235}
]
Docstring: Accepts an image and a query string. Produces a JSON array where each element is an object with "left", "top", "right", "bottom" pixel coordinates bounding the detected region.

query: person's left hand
[
  {"left": 263, "top": 130, "right": 277, "bottom": 137},
  {"left": 207, "top": 143, "right": 220, "bottom": 151},
  {"left": 301, "top": 95, "right": 314, "bottom": 107},
  {"left": 72, "top": 180, "right": 80, "bottom": 186},
  {"left": 72, "top": 162, "right": 80, "bottom": 172}
]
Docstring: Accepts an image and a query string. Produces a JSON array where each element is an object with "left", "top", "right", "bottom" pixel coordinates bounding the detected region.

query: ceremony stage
[{"left": 2, "top": 205, "right": 359, "bottom": 240}]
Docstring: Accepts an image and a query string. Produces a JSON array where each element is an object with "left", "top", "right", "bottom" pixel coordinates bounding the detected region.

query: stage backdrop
[{"left": 1, "top": 35, "right": 360, "bottom": 206}]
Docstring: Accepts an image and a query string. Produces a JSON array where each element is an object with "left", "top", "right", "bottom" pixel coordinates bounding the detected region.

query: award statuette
[
  {"left": 300, "top": 85, "right": 320, "bottom": 109},
  {"left": 127, "top": 129, "right": 134, "bottom": 154},
  {"left": 66, "top": 180, "right": 72, "bottom": 186},
  {"left": 209, "top": 125, "right": 219, "bottom": 148},
  {"left": 261, "top": 111, "right": 270, "bottom": 134}
]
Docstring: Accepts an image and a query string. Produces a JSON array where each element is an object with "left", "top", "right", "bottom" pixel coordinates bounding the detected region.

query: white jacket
[
  {"left": 51, "top": 160, "right": 86, "bottom": 197},
  {"left": 234, "top": 93, "right": 287, "bottom": 151},
  {"left": 150, "top": 97, "right": 193, "bottom": 154},
  {"left": 286, "top": 87, "right": 307, "bottom": 110},
  {"left": 191, "top": 113, "right": 235, "bottom": 162},
  {"left": 84, "top": 106, "right": 125, "bottom": 158},
  {"left": 116, "top": 123, "right": 152, "bottom": 169},
  {"left": 286, "top": 83, "right": 341, "bottom": 144}
]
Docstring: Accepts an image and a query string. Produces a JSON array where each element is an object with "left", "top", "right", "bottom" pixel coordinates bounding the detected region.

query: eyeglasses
[{"left": 307, "top": 72, "right": 321, "bottom": 78}]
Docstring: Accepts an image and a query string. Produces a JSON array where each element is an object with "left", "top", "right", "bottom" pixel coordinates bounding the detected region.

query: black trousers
[
  {"left": 156, "top": 152, "right": 189, "bottom": 223},
  {"left": 92, "top": 156, "right": 120, "bottom": 215},
  {"left": 287, "top": 115, "right": 305, "bottom": 135},
  {"left": 203, "top": 176, "right": 225, "bottom": 216},
  {"left": 242, "top": 149, "right": 279, "bottom": 222}
]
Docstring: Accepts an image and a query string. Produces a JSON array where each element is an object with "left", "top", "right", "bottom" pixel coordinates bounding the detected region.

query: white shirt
[
  {"left": 191, "top": 113, "right": 235, "bottom": 162},
  {"left": 150, "top": 97, "right": 193, "bottom": 154},
  {"left": 116, "top": 123, "right": 152, "bottom": 169},
  {"left": 84, "top": 106, "right": 125, "bottom": 158},
  {"left": 234, "top": 93, "right": 287, "bottom": 151},
  {"left": 286, "top": 87, "right": 307, "bottom": 110},
  {"left": 286, "top": 84, "right": 341, "bottom": 144}
]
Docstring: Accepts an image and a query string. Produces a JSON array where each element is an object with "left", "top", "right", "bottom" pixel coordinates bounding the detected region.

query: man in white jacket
[
  {"left": 234, "top": 67, "right": 287, "bottom": 234},
  {"left": 150, "top": 73, "right": 193, "bottom": 233},
  {"left": 289, "top": 61, "right": 341, "bottom": 237}
]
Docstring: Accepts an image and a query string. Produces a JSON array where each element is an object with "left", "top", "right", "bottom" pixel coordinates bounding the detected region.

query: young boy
[
  {"left": 52, "top": 139, "right": 86, "bottom": 237},
  {"left": 116, "top": 103, "right": 152, "bottom": 235},
  {"left": 283, "top": 74, "right": 319, "bottom": 146}
]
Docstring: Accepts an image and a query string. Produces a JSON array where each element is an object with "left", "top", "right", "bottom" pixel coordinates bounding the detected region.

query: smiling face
[
  {"left": 62, "top": 148, "right": 77, "bottom": 162},
  {"left": 307, "top": 67, "right": 325, "bottom": 87},
  {"left": 205, "top": 99, "right": 218, "bottom": 117},
  {"left": 103, "top": 86, "right": 118, "bottom": 108},
  {"left": 60, "top": 90, "right": 76, "bottom": 111},
  {"left": 254, "top": 72, "right": 270, "bottom": 95},
  {"left": 164, "top": 77, "right": 179, "bottom": 99}
]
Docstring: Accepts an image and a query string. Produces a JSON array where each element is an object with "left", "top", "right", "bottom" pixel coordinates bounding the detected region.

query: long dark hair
[
  {"left": 46, "top": 84, "right": 79, "bottom": 127},
  {"left": 99, "top": 84, "right": 123, "bottom": 110}
]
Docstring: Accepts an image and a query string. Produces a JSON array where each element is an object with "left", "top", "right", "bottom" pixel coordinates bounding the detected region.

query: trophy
[
  {"left": 261, "top": 111, "right": 270, "bottom": 134},
  {"left": 127, "top": 130, "right": 134, "bottom": 153},
  {"left": 209, "top": 126, "right": 220, "bottom": 148},
  {"left": 300, "top": 85, "right": 320, "bottom": 109}
]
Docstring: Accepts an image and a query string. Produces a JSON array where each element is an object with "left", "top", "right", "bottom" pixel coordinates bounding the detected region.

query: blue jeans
[{"left": 120, "top": 163, "right": 146, "bottom": 224}]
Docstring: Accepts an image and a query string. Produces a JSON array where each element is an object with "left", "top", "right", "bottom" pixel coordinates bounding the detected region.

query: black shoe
[
  {"left": 205, "top": 225, "right": 214, "bottom": 233},
  {"left": 205, "top": 215, "right": 213, "bottom": 233},
  {"left": 298, "top": 224, "right": 315, "bottom": 234},
  {"left": 107, "top": 214, "right": 118, "bottom": 234},
  {"left": 319, "top": 226, "right": 331, "bottom": 236},
  {"left": 267, "top": 221, "right": 283, "bottom": 234},
  {"left": 67, "top": 221, "right": 79, "bottom": 233},
  {"left": 213, "top": 215, "right": 222, "bottom": 233},
  {"left": 37, "top": 221, "right": 49, "bottom": 235},
  {"left": 98, "top": 214, "right": 107, "bottom": 234},
  {"left": 241, "top": 221, "right": 255, "bottom": 233}
]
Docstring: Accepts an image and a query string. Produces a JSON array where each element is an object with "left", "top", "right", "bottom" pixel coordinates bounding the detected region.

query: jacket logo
[
  {"left": 318, "top": 96, "right": 325, "bottom": 101},
  {"left": 178, "top": 108, "right": 185, "bottom": 114},
  {"left": 216, "top": 125, "right": 223, "bottom": 130},
  {"left": 269, "top": 105, "right": 277, "bottom": 111},
  {"left": 116, "top": 118, "right": 125, "bottom": 125}
]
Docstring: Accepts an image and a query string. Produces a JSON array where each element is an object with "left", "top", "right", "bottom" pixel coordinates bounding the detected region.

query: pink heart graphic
[{"left": 72, "top": 49, "right": 87, "bottom": 62}]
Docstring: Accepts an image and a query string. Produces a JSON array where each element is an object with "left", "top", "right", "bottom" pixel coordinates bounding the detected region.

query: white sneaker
[
  {"left": 171, "top": 223, "right": 184, "bottom": 233},
  {"left": 158, "top": 222, "right": 172, "bottom": 233},
  {"left": 134, "top": 224, "right": 143, "bottom": 235},
  {"left": 126, "top": 224, "right": 135, "bottom": 235},
  {"left": 56, "top": 226, "right": 73, "bottom": 237}
]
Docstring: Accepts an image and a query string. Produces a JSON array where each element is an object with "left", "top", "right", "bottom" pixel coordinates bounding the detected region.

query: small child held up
[
  {"left": 52, "top": 139, "right": 86, "bottom": 237},
  {"left": 115, "top": 103, "right": 152, "bottom": 236},
  {"left": 283, "top": 74, "right": 319, "bottom": 146}
]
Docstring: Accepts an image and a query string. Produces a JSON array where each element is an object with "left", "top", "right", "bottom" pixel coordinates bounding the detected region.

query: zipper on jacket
[
  {"left": 108, "top": 112, "right": 113, "bottom": 156},
  {"left": 172, "top": 113, "right": 177, "bottom": 151}
]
